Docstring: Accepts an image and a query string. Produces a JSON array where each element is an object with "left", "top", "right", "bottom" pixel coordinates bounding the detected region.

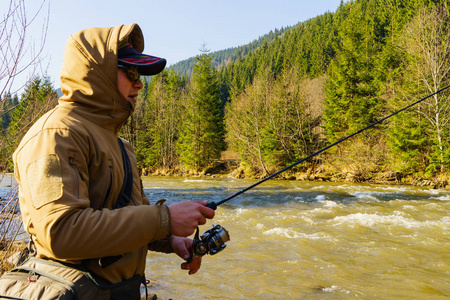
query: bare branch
[{"left": 0, "top": 0, "right": 50, "bottom": 97}]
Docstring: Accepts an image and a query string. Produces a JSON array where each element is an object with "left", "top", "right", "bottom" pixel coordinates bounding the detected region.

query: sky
[{"left": 3, "top": 0, "right": 342, "bottom": 93}]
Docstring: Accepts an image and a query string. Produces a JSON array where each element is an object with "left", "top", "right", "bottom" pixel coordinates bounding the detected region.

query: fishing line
[{"left": 207, "top": 84, "right": 450, "bottom": 210}]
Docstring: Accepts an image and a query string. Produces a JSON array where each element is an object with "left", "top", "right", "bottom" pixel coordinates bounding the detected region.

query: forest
[{"left": 2, "top": 0, "right": 450, "bottom": 186}]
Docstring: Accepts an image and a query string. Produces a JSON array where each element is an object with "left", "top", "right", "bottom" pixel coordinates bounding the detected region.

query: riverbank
[
  {"left": 0, "top": 241, "right": 27, "bottom": 274},
  {"left": 141, "top": 160, "right": 450, "bottom": 189}
]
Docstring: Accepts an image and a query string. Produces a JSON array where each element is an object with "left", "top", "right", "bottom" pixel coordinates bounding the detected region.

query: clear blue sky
[{"left": 5, "top": 0, "right": 342, "bottom": 91}]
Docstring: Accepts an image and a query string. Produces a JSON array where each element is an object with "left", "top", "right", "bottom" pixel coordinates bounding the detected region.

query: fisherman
[{"left": 10, "top": 24, "right": 215, "bottom": 299}]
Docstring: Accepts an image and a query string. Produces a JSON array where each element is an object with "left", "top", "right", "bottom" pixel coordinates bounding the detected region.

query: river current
[{"left": 141, "top": 176, "right": 450, "bottom": 300}]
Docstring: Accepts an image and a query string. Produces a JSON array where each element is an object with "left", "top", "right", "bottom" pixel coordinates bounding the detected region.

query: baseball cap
[{"left": 118, "top": 43, "right": 166, "bottom": 76}]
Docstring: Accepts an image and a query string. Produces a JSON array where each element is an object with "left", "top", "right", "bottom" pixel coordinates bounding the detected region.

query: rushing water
[
  {"left": 1, "top": 174, "right": 448, "bottom": 299},
  {"left": 142, "top": 176, "right": 450, "bottom": 300}
]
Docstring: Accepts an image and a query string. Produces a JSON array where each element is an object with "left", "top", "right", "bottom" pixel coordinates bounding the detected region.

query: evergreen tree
[
  {"left": 324, "top": 0, "right": 383, "bottom": 140},
  {"left": 389, "top": 111, "right": 429, "bottom": 172},
  {"left": 177, "top": 47, "right": 225, "bottom": 170},
  {"left": 2, "top": 76, "right": 57, "bottom": 170},
  {"left": 1, "top": 93, "right": 19, "bottom": 134}
]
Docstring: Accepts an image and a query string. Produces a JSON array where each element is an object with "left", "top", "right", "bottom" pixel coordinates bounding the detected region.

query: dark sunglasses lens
[
  {"left": 119, "top": 65, "right": 140, "bottom": 82},
  {"left": 127, "top": 68, "right": 140, "bottom": 82}
]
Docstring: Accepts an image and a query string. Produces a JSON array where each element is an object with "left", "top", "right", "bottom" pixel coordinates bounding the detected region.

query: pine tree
[
  {"left": 177, "top": 46, "right": 225, "bottom": 170},
  {"left": 1, "top": 93, "right": 19, "bottom": 134},
  {"left": 2, "top": 76, "right": 57, "bottom": 170},
  {"left": 324, "top": 0, "right": 383, "bottom": 140}
]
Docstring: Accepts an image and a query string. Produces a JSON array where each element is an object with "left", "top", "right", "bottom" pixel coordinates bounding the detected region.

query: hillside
[{"left": 169, "top": 27, "right": 289, "bottom": 77}]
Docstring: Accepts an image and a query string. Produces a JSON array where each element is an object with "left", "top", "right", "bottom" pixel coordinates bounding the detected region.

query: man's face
[{"left": 117, "top": 68, "right": 143, "bottom": 103}]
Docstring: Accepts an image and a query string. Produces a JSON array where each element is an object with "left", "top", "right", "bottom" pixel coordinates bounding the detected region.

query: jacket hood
[{"left": 59, "top": 24, "right": 144, "bottom": 133}]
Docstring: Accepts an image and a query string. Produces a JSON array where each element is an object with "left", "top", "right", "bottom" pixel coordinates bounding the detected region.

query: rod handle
[{"left": 206, "top": 201, "right": 217, "bottom": 210}]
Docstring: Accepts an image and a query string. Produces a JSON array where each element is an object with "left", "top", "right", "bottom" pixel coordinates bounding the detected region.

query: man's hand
[
  {"left": 170, "top": 235, "right": 203, "bottom": 275},
  {"left": 168, "top": 200, "right": 215, "bottom": 237}
]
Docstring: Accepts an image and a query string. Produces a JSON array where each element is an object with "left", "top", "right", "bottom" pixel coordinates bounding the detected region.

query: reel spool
[{"left": 192, "top": 224, "right": 230, "bottom": 257}]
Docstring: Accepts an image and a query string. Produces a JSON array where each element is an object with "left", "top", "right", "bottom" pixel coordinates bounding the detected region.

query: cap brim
[
  {"left": 118, "top": 56, "right": 167, "bottom": 76},
  {"left": 118, "top": 44, "right": 166, "bottom": 75}
]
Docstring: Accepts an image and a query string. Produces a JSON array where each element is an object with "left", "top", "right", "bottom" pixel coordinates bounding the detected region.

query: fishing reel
[{"left": 192, "top": 224, "right": 230, "bottom": 258}]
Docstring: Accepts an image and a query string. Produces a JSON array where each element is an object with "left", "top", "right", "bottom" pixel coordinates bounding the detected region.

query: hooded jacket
[{"left": 13, "top": 24, "right": 171, "bottom": 284}]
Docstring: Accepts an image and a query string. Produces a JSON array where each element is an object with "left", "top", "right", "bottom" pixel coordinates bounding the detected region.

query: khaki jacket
[{"left": 13, "top": 24, "right": 171, "bottom": 284}]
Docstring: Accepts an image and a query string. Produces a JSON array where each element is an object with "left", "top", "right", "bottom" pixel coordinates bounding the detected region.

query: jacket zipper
[{"left": 103, "top": 165, "right": 113, "bottom": 206}]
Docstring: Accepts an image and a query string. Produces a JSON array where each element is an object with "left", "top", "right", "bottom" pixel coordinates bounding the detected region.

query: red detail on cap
[{"left": 121, "top": 56, "right": 160, "bottom": 64}]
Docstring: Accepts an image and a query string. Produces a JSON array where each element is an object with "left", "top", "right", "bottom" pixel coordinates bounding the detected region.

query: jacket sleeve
[
  {"left": 148, "top": 236, "right": 174, "bottom": 253},
  {"left": 142, "top": 192, "right": 174, "bottom": 254},
  {"left": 14, "top": 127, "right": 171, "bottom": 261}
]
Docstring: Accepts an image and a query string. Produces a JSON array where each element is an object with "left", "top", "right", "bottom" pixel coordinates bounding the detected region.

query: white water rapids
[{"left": 142, "top": 176, "right": 450, "bottom": 300}]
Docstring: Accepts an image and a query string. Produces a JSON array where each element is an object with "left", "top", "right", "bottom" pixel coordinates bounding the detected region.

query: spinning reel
[{"left": 191, "top": 224, "right": 230, "bottom": 258}]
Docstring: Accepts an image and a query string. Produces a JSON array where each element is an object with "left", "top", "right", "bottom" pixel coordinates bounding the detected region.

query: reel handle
[{"left": 186, "top": 227, "right": 201, "bottom": 263}]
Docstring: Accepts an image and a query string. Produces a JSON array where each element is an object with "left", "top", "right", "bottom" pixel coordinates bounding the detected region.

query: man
[{"left": 12, "top": 24, "right": 215, "bottom": 298}]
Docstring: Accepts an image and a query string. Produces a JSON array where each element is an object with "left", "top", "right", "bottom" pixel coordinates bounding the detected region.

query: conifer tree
[
  {"left": 324, "top": 0, "right": 383, "bottom": 140},
  {"left": 1, "top": 93, "right": 19, "bottom": 133},
  {"left": 3, "top": 77, "right": 57, "bottom": 170},
  {"left": 177, "top": 46, "right": 225, "bottom": 170}
]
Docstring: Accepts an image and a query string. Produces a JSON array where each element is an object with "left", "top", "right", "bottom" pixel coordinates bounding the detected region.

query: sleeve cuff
[{"left": 158, "top": 204, "right": 170, "bottom": 238}]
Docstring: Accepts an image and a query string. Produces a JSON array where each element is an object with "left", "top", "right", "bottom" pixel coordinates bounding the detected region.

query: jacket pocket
[
  {"left": 68, "top": 157, "right": 83, "bottom": 199},
  {"left": 0, "top": 265, "right": 78, "bottom": 300}
]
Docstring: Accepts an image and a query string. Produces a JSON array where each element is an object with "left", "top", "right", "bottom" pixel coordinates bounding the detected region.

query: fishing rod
[
  {"left": 206, "top": 84, "right": 450, "bottom": 210},
  {"left": 190, "top": 85, "right": 450, "bottom": 260}
]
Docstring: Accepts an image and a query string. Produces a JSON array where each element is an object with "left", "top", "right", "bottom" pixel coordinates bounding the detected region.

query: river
[
  {"left": 141, "top": 176, "right": 450, "bottom": 300},
  {"left": 1, "top": 174, "right": 448, "bottom": 299}
]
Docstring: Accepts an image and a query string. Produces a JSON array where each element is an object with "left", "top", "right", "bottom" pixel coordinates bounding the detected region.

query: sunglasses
[{"left": 118, "top": 64, "right": 141, "bottom": 83}]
